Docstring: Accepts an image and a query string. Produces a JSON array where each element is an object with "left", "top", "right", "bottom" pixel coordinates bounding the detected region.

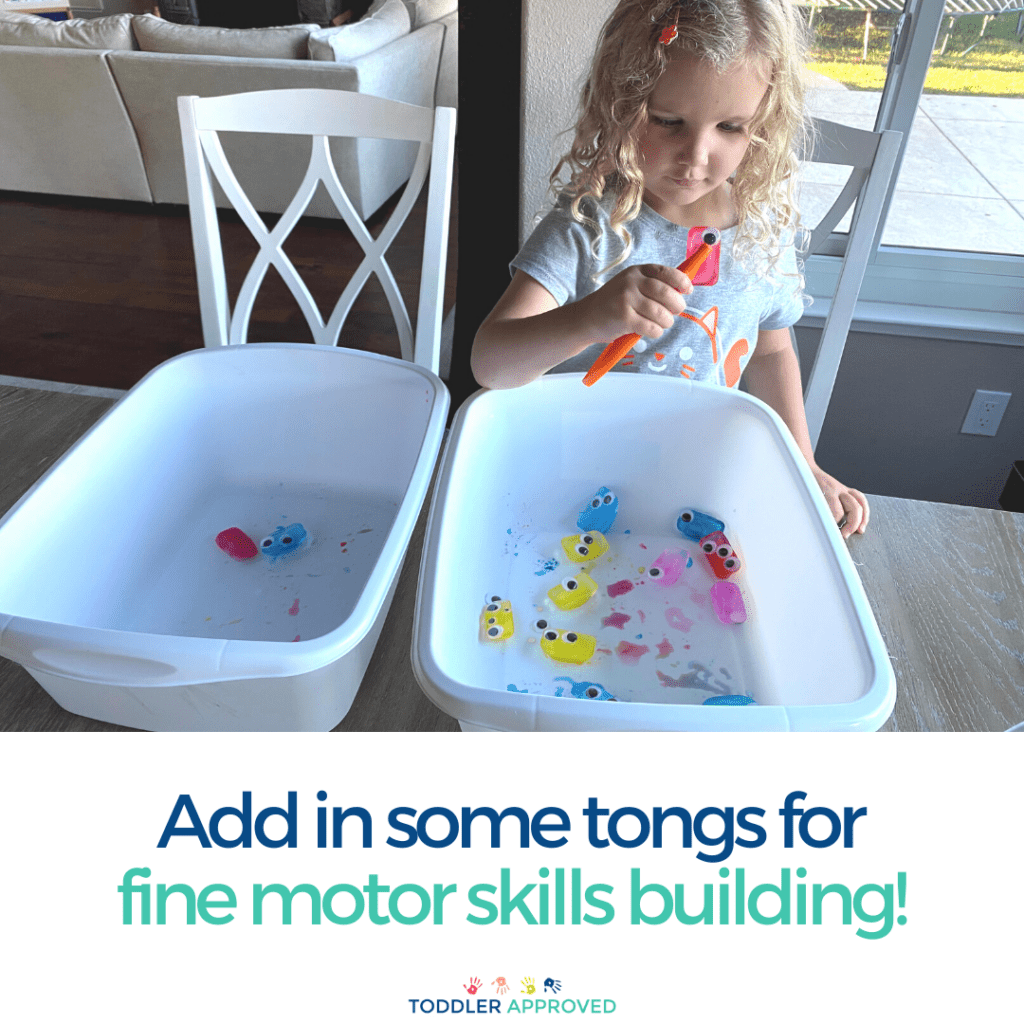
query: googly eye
[
  {"left": 680, "top": 510, "right": 694, "bottom": 523},
  {"left": 703, "top": 227, "right": 721, "bottom": 246},
  {"left": 261, "top": 537, "right": 274, "bottom": 548},
  {"left": 564, "top": 632, "right": 578, "bottom": 644},
  {"left": 717, "top": 544, "right": 732, "bottom": 558},
  {"left": 488, "top": 594, "right": 502, "bottom": 602},
  {"left": 648, "top": 566, "right": 662, "bottom": 578},
  {"left": 485, "top": 602, "right": 500, "bottom": 613},
  {"left": 486, "top": 624, "right": 504, "bottom": 639},
  {"left": 590, "top": 497, "right": 601, "bottom": 509},
  {"left": 281, "top": 535, "right": 293, "bottom": 545},
  {"left": 543, "top": 630, "right": 558, "bottom": 641},
  {"left": 701, "top": 539, "right": 716, "bottom": 553},
  {"left": 581, "top": 534, "right": 595, "bottom": 545},
  {"left": 534, "top": 618, "right": 549, "bottom": 631},
  {"left": 724, "top": 556, "right": 740, "bottom": 571},
  {"left": 562, "top": 577, "right": 578, "bottom": 592},
  {"left": 603, "top": 491, "right": 615, "bottom": 505},
  {"left": 585, "top": 687, "right": 599, "bottom": 699},
  {"left": 574, "top": 544, "right": 590, "bottom": 557}
]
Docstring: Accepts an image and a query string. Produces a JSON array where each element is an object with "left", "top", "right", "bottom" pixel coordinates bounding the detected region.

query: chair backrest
[
  {"left": 798, "top": 117, "right": 903, "bottom": 450},
  {"left": 177, "top": 88, "right": 456, "bottom": 375}
]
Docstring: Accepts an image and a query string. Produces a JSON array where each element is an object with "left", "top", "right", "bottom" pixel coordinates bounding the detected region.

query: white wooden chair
[
  {"left": 799, "top": 117, "right": 903, "bottom": 450},
  {"left": 177, "top": 88, "right": 456, "bottom": 375}
]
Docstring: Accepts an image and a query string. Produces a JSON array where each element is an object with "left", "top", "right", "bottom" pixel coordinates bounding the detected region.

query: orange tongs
[{"left": 582, "top": 226, "right": 721, "bottom": 386}]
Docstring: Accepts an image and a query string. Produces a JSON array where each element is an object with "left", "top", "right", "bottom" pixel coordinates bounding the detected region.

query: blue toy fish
[
  {"left": 554, "top": 676, "right": 618, "bottom": 701},
  {"left": 259, "top": 522, "right": 307, "bottom": 559},
  {"left": 577, "top": 486, "right": 618, "bottom": 533},
  {"left": 703, "top": 694, "right": 757, "bottom": 706},
  {"left": 676, "top": 507, "right": 725, "bottom": 543}
]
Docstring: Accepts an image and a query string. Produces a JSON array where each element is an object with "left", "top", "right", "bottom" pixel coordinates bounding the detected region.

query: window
[{"left": 798, "top": 0, "right": 1023, "bottom": 337}]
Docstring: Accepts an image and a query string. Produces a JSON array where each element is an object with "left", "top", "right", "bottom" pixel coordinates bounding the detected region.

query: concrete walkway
[{"left": 801, "top": 73, "right": 1024, "bottom": 255}]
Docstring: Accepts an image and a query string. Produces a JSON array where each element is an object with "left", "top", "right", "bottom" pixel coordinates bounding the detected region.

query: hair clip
[{"left": 659, "top": 24, "right": 678, "bottom": 45}]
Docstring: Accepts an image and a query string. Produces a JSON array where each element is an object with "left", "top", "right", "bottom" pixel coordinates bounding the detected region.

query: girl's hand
[
  {"left": 811, "top": 465, "right": 870, "bottom": 539},
  {"left": 576, "top": 263, "right": 692, "bottom": 343}
]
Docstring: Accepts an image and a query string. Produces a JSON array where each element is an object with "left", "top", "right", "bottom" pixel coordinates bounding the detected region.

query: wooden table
[{"left": 2, "top": 383, "right": 1022, "bottom": 732}]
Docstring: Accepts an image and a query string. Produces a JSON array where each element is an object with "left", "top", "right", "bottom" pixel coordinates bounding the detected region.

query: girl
[{"left": 472, "top": 0, "right": 869, "bottom": 538}]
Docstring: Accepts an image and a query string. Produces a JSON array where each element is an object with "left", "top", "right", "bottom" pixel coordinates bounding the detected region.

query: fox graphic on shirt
[{"left": 620, "top": 305, "right": 750, "bottom": 389}]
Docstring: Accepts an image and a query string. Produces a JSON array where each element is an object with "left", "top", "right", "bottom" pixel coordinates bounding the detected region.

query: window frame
[{"left": 802, "top": 0, "right": 1024, "bottom": 339}]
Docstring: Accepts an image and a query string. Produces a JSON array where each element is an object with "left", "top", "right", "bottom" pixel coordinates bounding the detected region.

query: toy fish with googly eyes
[
  {"left": 646, "top": 548, "right": 691, "bottom": 587},
  {"left": 260, "top": 523, "right": 307, "bottom": 559},
  {"left": 480, "top": 596, "right": 514, "bottom": 641},
  {"left": 560, "top": 531, "right": 609, "bottom": 564},
  {"left": 676, "top": 508, "right": 725, "bottom": 543},
  {"left": 577, "top": 486, "right": 618, "bottom": 533},
  {"left": 547, "top": 569, "right": 598, "bottom": 611},
  {"left": 538, "top": 626, "right": 597, "bottom": 665},
  {"left": 700, "top": 531, "right": 741, "bottom": 579},
  {"left": 555, "top": 678, "right": 619, "bottom": 702}
]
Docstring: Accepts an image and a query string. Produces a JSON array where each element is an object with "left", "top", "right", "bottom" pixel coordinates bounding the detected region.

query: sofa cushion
[
  {"left": 0, "top": 45, "right": 152, "bottom": 201},
  {"left": 308, "top": 0, "right": 409, "bottom": 62},
  {"left": 369, "top": 0, "right": 456, "bottom": 30},
  {"left": 131, "top": 14, "right": 316, "bottom": 60},
  {"left": 0, "top": 11, "right": 136, "bottom": 50}
]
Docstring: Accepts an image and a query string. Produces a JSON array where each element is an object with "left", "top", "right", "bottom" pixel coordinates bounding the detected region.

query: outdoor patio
[{"left": 802, "top": 73, "right": 1024, "bottom": 255}]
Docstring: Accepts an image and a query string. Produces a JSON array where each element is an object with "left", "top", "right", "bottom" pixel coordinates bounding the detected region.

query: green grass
[{"left": 804, "top": 9, "right": 1024, "bottom": 97}]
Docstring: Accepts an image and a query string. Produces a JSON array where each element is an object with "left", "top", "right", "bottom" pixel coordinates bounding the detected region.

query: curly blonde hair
[{"left": 551, "top": 0, "right": 813, "bottom": 280}]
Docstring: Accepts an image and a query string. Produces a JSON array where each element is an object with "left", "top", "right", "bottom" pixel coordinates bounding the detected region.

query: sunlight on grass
[
  {"left": 806, "top": 60, "right": 1024, "bottom": 97},
  {"left": 805, "top": 61, "right": 888, "bottom": 91},
  {"left": 805, "top": 8, "right": 1024, "bottom": 97}
]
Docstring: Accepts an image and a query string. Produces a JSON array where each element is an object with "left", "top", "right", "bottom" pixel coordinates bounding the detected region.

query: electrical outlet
[{"left": 961, "top": 390, "right": 1011, "bottom": 436}]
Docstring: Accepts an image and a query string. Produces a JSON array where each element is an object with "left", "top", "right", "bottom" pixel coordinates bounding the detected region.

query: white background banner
[{"left": 4, "top": 732, "right": 1020, "bottom": 1021}]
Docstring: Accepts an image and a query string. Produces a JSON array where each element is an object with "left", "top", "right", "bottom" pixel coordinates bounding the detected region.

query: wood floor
[{"left": 0, "top": 165, "right": 457, "bottom": 391}]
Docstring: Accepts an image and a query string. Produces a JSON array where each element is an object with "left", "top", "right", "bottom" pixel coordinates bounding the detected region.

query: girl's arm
[
  {"left": 471, "top": 272, "right": 591, "bottom": 389},
  {"left": 472, "top": 266, "right": 692, "bottom": 390},
  {"left": 743, "top": 327, "right": 870, "bottom": 539}
]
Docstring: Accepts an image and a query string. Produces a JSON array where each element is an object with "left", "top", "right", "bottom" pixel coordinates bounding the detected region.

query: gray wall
[{"left": 795, "top": 325, "right": 1022, "bottom": 509}]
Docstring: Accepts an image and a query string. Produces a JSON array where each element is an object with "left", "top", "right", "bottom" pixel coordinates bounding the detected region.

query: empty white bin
[
  {"left": 0, "top": 344, "right": 448, "bottom": 731},
  {"left": 412, "top": 374, "right": 895, "bottom": 731}
]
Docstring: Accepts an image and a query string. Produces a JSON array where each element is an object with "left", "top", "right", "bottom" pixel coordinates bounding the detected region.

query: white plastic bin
[
  {"left": 412, "top": 374, "right": 895, "bottom": 731},
  {"left": 0, "top": 344, "right": 448, "bottom": 731}
]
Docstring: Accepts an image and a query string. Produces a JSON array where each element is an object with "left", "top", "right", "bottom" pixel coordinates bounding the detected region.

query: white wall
[{"left": 520, "top": 0, "right": 616, "bottom": 246}]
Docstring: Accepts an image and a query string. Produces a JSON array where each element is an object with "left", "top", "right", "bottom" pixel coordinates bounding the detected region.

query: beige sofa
[{"left": 0, "top": 0, "right": 457, "bottom": 219}]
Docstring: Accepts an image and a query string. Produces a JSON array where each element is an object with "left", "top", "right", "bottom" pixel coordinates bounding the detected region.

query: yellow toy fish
[
  {"left": 480, "top": 596, "right": 514, "bottom": 641},
  {"left": 539, "top": 627, "right": 597, "bottom": 665},
  {"left": 547, "top": 569, "right": 598, "bottom": 611},
  {"left": 560, "top": 531, "right": 609, "bottom": 564}
]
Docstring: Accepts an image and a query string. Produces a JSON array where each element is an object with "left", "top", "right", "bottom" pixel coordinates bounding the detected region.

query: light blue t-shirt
[{"left": 511, "top": 193, "right": 805, "bottom": 387}]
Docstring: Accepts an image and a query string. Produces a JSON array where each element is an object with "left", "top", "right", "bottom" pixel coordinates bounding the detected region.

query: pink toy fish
[
  {"left": 711, "top": 581, "right": 747, "bottom": 624},
  {"left": 647, "top": 548, "right": 691, "bottom": 586}
]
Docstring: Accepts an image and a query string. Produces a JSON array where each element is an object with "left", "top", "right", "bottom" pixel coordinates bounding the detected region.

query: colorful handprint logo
[
  {"left": 521, "top": 976, "right": 536, "bottom": 995},
  {"left": 492, "top": 977, "right": 509, "bottom": 995},
  {"left": 463, "top": 977, "right": 482, "bottom": 995},
  {"left": 544, "top": 978, "right": 562, "bottom": 994}
]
